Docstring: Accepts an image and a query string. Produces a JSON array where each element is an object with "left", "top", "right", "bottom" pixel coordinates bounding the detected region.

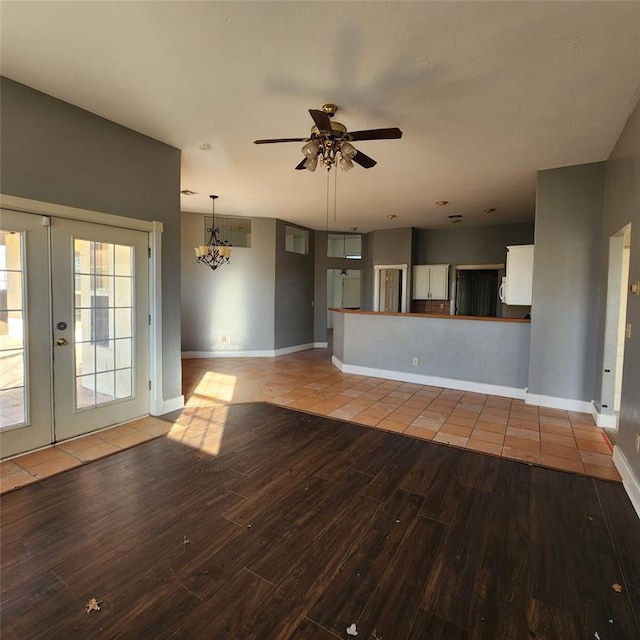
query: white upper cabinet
[
  {"left": 501, "top": 245, "right": 534, "bottom": 305},
  {"left": 412, "top": 264, "right": 449, "bottom": 299}
]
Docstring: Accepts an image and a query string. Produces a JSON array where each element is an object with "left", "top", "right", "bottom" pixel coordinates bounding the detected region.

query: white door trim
[
  {"left": 0, "top": 194, "right": 160, "bottom": 233},
  {"left": 1, "top": 193, "right": 166, "bottom": 420},
  {"left": 373, "top": 264, "right": 408, "bottom": 313}
]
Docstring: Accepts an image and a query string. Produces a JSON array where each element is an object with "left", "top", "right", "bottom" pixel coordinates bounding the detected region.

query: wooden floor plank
[
  {"left": 175, "top": 568, "right": 275, "bottom": 638},
  {"left": 236, "top": 493, "right": 380, "bottom": 640},
  {"left": 290, "top": 618, "right": 341, "bottom": 639},
  {"left": 420, "top": 487, "right": 501, "bottom": 628},
  {"left": 594, "top": 478, "right": 640, "bottom": 592},
  {"left": 530, "top": 468, "right": 639, "bottom": 639},
  {"left": 356, "top": 514, "right": 449, "bottom": 639},
  {"left": 410, "top": 609, "right": 469, "bottom": 639},
  {"left": 1, "top": 402, "right": 638, "bottom": 640},
  {"left": 359, "top": 437, "right": 423, "bottom": 504},
  {"left": 307, "top": 488, "right": 425, "bottom": 636},
  {"left": 248, "top": 470, "right": 375, "bottom": 585}
]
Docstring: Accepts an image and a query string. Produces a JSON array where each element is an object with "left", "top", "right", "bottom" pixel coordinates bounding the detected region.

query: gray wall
[
  {"left": 181, "top": 214, "right": 276, "bottom": 352},
  {"left": 275, "top": 220, "right": 315, "bottom": 349},
  {"left": 369, "top": 227, "right": 414, "bottom": 265},
  {"left": 361, "top": 232, "right": 374, "bottom": 312},
  {"left": 599, "top": 97, "right": 640, "bottom": 478},
  {"left": 414, "top": 222, "right": 535, "bottom": 265},
  {"left": 0, "top": 77, "right": 182, "bottom": 400},
  {"left": 528, "top": 162, "right": 605, "bottom": 402},
  {"left": 368, "top": 227, "right": 414, "bottom": 311},
  {"left": 335, "top": 312, "right": 530, "bottom": 390}
]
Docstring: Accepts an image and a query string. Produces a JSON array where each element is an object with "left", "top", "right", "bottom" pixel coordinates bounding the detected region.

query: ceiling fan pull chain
[
  {"left": 334, "top": 166, "right": 338, "bottom": 223},
  {"left": 326, "top": 167, "right": 331, "bottom": 231}
]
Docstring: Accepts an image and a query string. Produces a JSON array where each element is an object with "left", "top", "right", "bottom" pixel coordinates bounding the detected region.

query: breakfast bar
[{"left": 331, "top": 309, "right": 531, "bottom": 399}]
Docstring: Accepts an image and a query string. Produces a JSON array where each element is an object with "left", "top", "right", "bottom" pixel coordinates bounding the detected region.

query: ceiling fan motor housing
[{"left": 311, "top": 120, "right": 348, "bottom": 139}]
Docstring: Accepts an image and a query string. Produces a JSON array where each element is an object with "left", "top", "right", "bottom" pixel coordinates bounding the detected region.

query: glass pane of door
[
  {"left": 73, "top": 239, "right": 134, "bottom": 411},
  {"left": 0, "top": 230, "right": 26, "bottom": 429},
  {"left": 52, "top": 218, "right": 149, "bottom": 442},
  {"left": 0, "top": 210, "right": 53, "bottom": 459}
]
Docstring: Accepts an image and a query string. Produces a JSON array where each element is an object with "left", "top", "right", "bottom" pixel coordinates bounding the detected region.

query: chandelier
[{"left": 194, "top": 195, "right": 232, "bottom": 270}]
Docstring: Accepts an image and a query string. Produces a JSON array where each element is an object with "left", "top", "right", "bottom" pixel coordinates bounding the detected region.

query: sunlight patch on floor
[
  {"left": 165, "top": 405, "right": 229, "bottom": 456},
  {"left": 184, "top": 371, "right": 237, "bottom": 407}
]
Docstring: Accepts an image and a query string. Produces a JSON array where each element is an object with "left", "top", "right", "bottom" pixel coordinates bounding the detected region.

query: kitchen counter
[
  {"left": 331, "top": 308, "right": 531, "bottom": 398},
  {"left": 331, "top": 308, "right": 530, "bottom": 323}
]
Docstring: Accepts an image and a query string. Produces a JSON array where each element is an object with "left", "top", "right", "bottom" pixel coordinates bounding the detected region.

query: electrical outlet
[
  {"left": 221, "top": 335, "right": 228, "bottom": 344},
  {"left": 636, "top": 433, "right": 640, "bottom": 453},
  {"left": 626, "top": 324, "right": 632, "bottom": 339},
  {"left": 412, "top": 357, "right": 419, "bottom": 366}
]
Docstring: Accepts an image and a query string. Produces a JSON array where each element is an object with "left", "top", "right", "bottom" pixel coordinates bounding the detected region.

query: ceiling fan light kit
[{"left": 254, "top": 103, "right": 402, "bottom": 172}]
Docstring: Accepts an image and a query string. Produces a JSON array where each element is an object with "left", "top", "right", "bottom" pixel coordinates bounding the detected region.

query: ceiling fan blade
[
  {"left": 295, "top": 158, "right": 307, "bottom": 170},
  {"left": 309, "top": 109, "right": 333, "bottom": 132},
  {"left": 348, "top": 127, "right": 403, "bottom": 141},
  {"left": 353, "top": 150, "right": 377, "bottom": 169},
  {"left": 254, "top": 137, "right": 308, "bottom": 144}
]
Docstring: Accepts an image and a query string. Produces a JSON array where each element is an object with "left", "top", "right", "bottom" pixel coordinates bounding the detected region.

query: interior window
[{"left": 327, "top": 233, "right": 361, "bottom": 259}]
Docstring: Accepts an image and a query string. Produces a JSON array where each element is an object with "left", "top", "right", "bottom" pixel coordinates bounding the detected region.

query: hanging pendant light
[{"left": 194, "top": 195, "right": 232, "bottom": 270}]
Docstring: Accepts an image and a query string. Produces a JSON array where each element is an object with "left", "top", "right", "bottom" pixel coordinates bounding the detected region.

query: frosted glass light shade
[{"left": 302, "top": 140, "right": 320, "bottom": 159}]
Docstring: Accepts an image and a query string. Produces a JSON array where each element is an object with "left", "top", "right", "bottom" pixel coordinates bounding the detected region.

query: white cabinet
[
  {"left": 412, "top": 264, "right": 449, "bottom": 299},
  {"left": 501, "top": 245, "right": 534, "bottom": 305}
]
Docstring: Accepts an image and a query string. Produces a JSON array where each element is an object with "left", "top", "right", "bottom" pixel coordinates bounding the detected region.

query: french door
[{"left": 0, "top": 211, "right": 149, "bottom": 458}]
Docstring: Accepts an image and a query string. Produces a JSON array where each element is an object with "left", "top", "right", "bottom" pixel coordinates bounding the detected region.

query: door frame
[
  {"left": 599, "top": 223, "right": 632, "bottom": 429},
  {"left": 451, "top": 263, "right": 504, "bottom": 316},
  {"left": 0, "top": 194, "right": 165, "bottom": 418}
]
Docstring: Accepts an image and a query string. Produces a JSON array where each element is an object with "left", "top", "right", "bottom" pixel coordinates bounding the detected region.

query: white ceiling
[{"left": 2, "top": 1, "right": 640, "bottom": 232}]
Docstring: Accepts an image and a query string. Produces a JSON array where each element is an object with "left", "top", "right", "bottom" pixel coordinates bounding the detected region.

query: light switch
[
  {"left": 630, "top": 281, "right": 640, "bottom": 295},
  {"left": 626, "top": 323, "right": 632, "bottom": 339}
]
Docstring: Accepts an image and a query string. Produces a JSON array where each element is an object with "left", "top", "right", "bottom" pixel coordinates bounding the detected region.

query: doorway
[
  {"left": 373, "top": 264, "right": 408, "bottom": 313},
  {"left": 326, "top": 269, "right": 361, "bottom": 329},
  {"left": 600, "top": 223, "right": 632, "bottom": 428},
  {"left": 456, "top": 269, "right": 499, "bottom": 317},
  {"left": 0, "top": 211, "right": 150, "bottom": 458}
]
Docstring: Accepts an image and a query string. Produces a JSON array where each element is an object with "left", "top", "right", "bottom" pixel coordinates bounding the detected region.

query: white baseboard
[
  {"left": 591, "top": 405, "right": 618, "bottom": 429},
  {"left": 275, "top": 343, "right": 324, "bottom": 356},
  {"left": 524, "top": 393, "right": 592, "bottom": 413},
  {"left": 331, "top": 356, "right": 526, "bottom": 400},
  {"left": 183, "top": 343, "right": 322, "bottom": 359},
  {"left": 151, "top": 395, "right": 184, "bottom": 416},
  {"left": 613, "top": 446, "right": 640, "bottom": 520}
]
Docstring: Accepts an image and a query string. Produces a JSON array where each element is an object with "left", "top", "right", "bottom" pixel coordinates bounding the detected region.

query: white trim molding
[
  {"left": 0, "top": 194, "right": 158, "bottom": 232},
  {"left": 591, "top": 405, "right": 618, "bottom": 429},
  {"left": 2, "top": 193, "right": 171, "bottom": 425},
  {"left": 148, "top": 220, "right": 170, "bottom": 417},
  {"left": 613, "top": 446, "right": 640, "bottom": 520},
  {"left": 373, "top": 264, "right": 409, "bottom": 313},
  {"left": 331, "top": 356, "right": 526, "bottom": 400},
  {"left": 157, "top": 395, "right": 185, "bottom": 415},
  {"left": 524, "top": 393, "right": 592, "bottom": 413},
  {"left": 183, "top": 343, "right": 323, "bottom": 359}
]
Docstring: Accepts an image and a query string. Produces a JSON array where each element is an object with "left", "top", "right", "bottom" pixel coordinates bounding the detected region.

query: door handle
[{"left": 56, "top": 337, "right": 69, "bottom": 346}]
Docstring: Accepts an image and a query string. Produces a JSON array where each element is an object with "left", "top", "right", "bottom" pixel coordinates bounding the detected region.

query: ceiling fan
[{"left": 253, "top": 103, "right": 402, "bottom": 172}]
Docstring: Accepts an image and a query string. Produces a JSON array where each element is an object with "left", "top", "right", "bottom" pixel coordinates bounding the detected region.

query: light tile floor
[
  {"left": 1, "top": 347, "right": 621, "bottom": 494},
  {"left": 0, "top": 417, "right": 177, "bottom": 494}
]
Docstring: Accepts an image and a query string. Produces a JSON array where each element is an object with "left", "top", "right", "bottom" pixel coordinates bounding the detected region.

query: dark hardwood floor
[{"left": 1, "top": 403, "right": 639, "bottom": 640}]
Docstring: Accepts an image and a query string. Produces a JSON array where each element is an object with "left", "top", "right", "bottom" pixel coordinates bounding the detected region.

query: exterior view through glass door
[
  {"left": 0, "top": 211, "right": 53, "bottom": 457},
  {"left": 0, "top": 212, "right": 149, "bottom": 457}
]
